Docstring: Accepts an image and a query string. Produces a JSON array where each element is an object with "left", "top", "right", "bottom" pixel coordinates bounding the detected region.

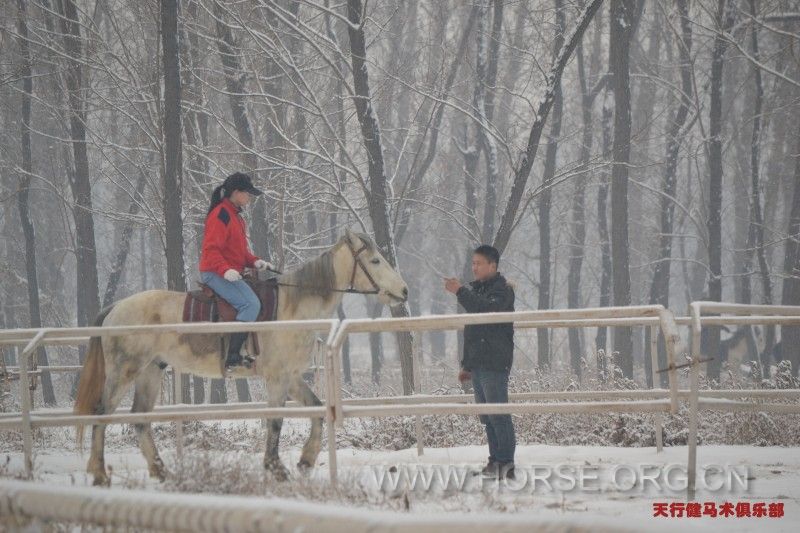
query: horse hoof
[
  {"left": 297, "top": 459, "right": 313, "bottom": 473},
  {"left": 265, "top": 461, "right": 290, "bottom": 482},
  {"left": 92, "top": 474, "right": 110, "bottom": 487},
  {"left": 149, "top": 466, "right": 167, "bottom": 482}
]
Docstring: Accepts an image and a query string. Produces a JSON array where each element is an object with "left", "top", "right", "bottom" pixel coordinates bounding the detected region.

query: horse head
[{"left": 343, "top": 229, "right": 408, "bottom": 307}]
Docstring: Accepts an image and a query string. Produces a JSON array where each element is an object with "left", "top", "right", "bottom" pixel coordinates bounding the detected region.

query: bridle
[
  {"left": 260, "top": 238, "right": 381, "bottom": 295},
  {"left": 343, "top": 239, "right": 381, "bottom": 295}
]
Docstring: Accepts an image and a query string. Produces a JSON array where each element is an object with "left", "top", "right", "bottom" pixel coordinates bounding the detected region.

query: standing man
[{"left": 445, "top": 245, "right": 516, "bottom": 479}]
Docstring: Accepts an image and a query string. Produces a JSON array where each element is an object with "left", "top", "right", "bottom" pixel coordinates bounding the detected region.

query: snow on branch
[{"left": 492, "top": 0, "right": 605, "bottom": 254}]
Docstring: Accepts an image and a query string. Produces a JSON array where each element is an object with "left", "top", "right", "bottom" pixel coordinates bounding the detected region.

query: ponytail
[
  {"left": 207, "top": 172, "right": 255, "bottom": 216},
  {"left": 207, "top": 184, "right": 228, "bottom": 216}
]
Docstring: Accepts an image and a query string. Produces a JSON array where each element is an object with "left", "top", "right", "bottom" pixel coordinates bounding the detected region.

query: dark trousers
[{"left": 471, "top": 368, "right": 516, "bottom": 464}]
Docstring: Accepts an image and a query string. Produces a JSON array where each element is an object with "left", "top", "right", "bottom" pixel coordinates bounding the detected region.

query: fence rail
[
  {"left": 0, "top": 479, "right": 630, "bottom": 533},
  {"left": 1, "top": 302, "right": 800, "bottom": 509},
  {"left": 684, "top": 301, "right": 800, "bottom": 494}
]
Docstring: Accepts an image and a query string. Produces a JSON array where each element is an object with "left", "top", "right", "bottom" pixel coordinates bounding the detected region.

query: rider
[{"left": 199, "top": 172, "right": 274, "bottom": 369}]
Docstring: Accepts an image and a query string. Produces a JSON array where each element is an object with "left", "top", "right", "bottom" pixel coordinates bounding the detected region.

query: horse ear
[{"left": 344, "top": 228, "right": 358, "bottom": 246}]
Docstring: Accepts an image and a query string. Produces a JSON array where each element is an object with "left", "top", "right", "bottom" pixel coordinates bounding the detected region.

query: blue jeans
[
  {"left": 472, "top": 368, "right": 516, "bottom": 464},
  {"left": 200, "top": 271, "right": 260, "bottom": 322}
]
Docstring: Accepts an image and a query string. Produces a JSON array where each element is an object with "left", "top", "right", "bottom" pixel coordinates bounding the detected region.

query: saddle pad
[
  {"left": 182, "top": 295, "right": 219, "bottom": 323},
  {"left": 251, "top": 279, "right": 279, "bottom": 322},
  {"left": 182, "top": 279, "right": 280, "bottom": 356}
]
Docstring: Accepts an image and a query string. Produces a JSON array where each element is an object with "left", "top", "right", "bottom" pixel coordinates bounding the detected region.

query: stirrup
[{"left": 224, "top": 352, "right": 255, "bottom": 370}]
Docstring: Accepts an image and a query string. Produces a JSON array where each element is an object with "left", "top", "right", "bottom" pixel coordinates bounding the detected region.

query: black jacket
[{"left": 457, "top": 273, "right": 515, "bottom": 372}]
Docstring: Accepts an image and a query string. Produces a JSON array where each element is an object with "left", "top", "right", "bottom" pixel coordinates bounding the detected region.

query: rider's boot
[{"left": 225, "top": 331, "right": 252, "bottom": 370}]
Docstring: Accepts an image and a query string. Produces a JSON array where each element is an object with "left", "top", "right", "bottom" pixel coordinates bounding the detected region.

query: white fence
[
  {"left": 1, "top": 302, "right": 800, "bottom": 525},
  {"left": 0, "top": 479, "right": 627, "bottom": 533}
]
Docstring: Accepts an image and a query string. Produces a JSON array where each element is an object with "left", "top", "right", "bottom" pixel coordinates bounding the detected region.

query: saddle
[{"left": 182, "top": 276, "right": 279, "bottom": 357}]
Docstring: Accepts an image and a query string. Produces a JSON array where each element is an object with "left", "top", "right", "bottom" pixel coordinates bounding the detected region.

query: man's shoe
[
  {"left": 479, "top": 460, "right": 499, "bottom": 477},
  {"left": 498, "top": 462, "right": 515, "bottom": 480}
]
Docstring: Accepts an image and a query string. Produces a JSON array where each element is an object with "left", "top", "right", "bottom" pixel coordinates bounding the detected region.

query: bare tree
[
  {"left": 213, "top": 1, "right": 274, "bottom": 402},
  {"left": 161, "top": 0, "right": 191, "bottom": 404},
  {"left": 537, "top": 0, "right": 566, "bottom": 370},
  {"left": 781, "top": 127, "right": 800, "bottom": 375},
  {"left": 609, "top": 0, "right": 636, "bottom": 378},
  {"left": 568, "top": 16, "right": 605, "bottom": 380},
  {"left": 474, "top": 0, "right": 501, "bottom": 241},
  {"left": 595, "top": 99, "right": 613, "bottom": 359},
  {"left": 56, "top": 0, "right": 101, "bottom": 330},
  {"left": 16, "top": 0, "right": 55, "bottom": 405},
  {"left": 492, "top": 0, "right": 603, "bottom": 254},
  {"left": 103, "top": 175, "right": 147, "bottom": 307},
  {"left": 645, "top": 0, "right": 693, "bottom": 387},
  {"left": 743, "top": 0, "right": 775, "bottom": 375},
  {"left": 346, "top": 0, "right": 416, "bottom": 394},
  {"left": 705, "top": 0, "right": 735, "bottom": 382}
]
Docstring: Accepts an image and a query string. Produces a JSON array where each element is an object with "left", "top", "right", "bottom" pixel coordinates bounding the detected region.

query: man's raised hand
[{"left": 444, "top": 277, "right": 462, "bottom": 294}]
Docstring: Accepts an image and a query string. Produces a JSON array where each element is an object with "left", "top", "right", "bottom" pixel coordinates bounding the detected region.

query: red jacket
[{"left": 199, "top": 198, "right": 260, "bottom": 277}]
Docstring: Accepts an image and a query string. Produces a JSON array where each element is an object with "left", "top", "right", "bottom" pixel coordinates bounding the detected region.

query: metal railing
[
  {"left": 1, "top": 302, "right": 800, "bottom": 502},
  {"left": 0, "top": 479, "right": 629, "bottom": 533},
  {"left": 685, "top": 302, "right": 800, "bottom": 495}
]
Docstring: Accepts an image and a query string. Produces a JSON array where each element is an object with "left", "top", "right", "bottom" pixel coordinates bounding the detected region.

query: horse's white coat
[{"left": 83, "top": 231, "right": 408, "bottom": 486}]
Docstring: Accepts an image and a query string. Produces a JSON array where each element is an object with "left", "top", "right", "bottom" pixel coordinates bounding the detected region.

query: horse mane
[
  {"left": 278, "top": 232, "right": 377, "bottom": 313},
  {"left": 279, "top": 241, "right": 342, "bottom": 313}
]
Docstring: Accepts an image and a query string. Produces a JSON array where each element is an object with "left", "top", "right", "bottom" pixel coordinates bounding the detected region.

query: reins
[{"left": 254, "top": 239, "right": 381, "bottom": 296}]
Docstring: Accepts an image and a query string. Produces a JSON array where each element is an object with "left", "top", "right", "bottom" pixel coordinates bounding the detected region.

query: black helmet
[{"left": 224, "top": 172, "right": 263, "bottom": 196}]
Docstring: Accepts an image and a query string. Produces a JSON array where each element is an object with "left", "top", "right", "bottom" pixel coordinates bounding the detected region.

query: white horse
[{"left": 74, "top": 230, "right": 409, "bottom": 486}]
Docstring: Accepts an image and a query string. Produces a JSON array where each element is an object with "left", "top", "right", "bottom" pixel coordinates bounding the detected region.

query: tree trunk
[
  {"left": 104, "top": 175, "right": 147, "bottom": 306},
  {"left": 429, "top": 294, "right": 447, "bottom": 361},
  {"left": 161, "top": 0, "right": 186, "bottom": 293},
  {"left": 492, "top": 0, "right": 603, "bottom": 254},
  {"left": 326, "top": 7, "right": 351, "bottom": 386},
  {"left": 537, "top": 0, "right": 566, "bottom": 370},
  {"left": 369, "top": 301, "right": 384, "bottom": 384},
  {"left": 609, "top": 0, "right": 636, "bottom": 378},
  {"left": 746, "top": 0, "right": 776, "bottom": 375},
  {"left": 456, "top": 121, "right": 481, "bottom": 373},
  {"left": 214, "top": 1, "right": 272, "bottom": 260},
  {"left": 16, "top": 0, "right": 56, "bottom": 405},
  {"left": 57, "top": 0, "right": 100, "bottom": 331},
  {"left": 346, "top": 0, "right": 416, "bottom": 394},
  {"left": 781, "top": 127, "right": 800, "bottom": 375},
  {"left": 474, "top": 0, "right": 501, "bottom": 241},
  {"left": 394, "top": 5, "right": 477, "bottom": 246},
  {"left": 645, "top": 0, "right": 693, "bottom": 387},
  {"left": 596, "top": 101, "right": 613, "bottom": 359},
  {"left": 161, "top": 0, "right": 190, "bottom": 404},
  {"left": 705, "top": 0, "right": 733, "bottom": 382},
  {"left": 183, "top": 0, "right": 212, "bottom": 404},
  {"left": 568, "top": 18, "right": 603, "bottom": 380}
]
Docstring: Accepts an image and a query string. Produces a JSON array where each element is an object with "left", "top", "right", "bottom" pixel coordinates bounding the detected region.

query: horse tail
[{"left": 75, "top": 305, "right": 115, "bottom": 447}]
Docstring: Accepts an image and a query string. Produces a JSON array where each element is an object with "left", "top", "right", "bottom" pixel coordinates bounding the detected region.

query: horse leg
[
  {"left": 263, "top": 379, "right": 289, "bottom": 481},
  {"left": 132, "top": 363, "right": 167, "bottom": 481},
  {"left": 290, "top": 377, "right": 323, "bottom": 471},
  {"left": 88, "top": 356, "right": 140, "bottom": 486}
]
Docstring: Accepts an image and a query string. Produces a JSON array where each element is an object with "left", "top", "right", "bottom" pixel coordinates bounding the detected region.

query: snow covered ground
[{"left": 4, "top": 432, "right": 798, "bottom": 532}]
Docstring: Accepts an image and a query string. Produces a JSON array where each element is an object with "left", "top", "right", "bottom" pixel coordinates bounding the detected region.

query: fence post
[
  {"left": 174, "top": 372, "right": 183, "bottom": 461},
  {"left": 414, "top": 341, "right": 424, "bottom": 456},
  {"left": 687, "top": 303, "right": 702, "bottom": 497},
  {"left": 650, "top": 325, "right": 663, "bottom": 452},
  {"left": 20, "top": 330, "right": 47, "bottom": 479},
  {"left": 324, "top": 321, "right": 341, "bottom": 487},
  {"left": 657, "top": 308, "right": 681, "bottom": 413},
  {"left": 331, "top": 331, "right": 345, "bottom": 430}
]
